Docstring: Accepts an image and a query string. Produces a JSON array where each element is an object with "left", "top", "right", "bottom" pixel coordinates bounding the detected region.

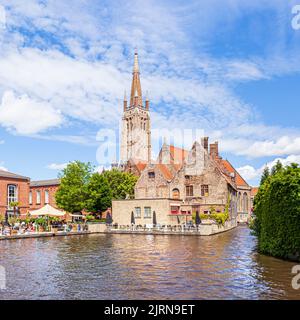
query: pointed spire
[
  {"left": 130, "top": 50, "right": 143, "bottom": 107},
  {"left": 145, "top": 90, "right": 150, "bottom": 110},
  {"left": 123, "top": 90, "right": 127, "bottom": 111},
  {"left": 133, "top": 48, "right": 139, "bottom": 73}
]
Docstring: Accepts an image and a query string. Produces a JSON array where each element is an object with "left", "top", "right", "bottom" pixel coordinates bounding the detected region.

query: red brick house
[
  {"left": 29, "top": 179, "right": 60, "bottom": 210},
  {"left": 0, "top": 169, "right": 30, "bottom": 218}
]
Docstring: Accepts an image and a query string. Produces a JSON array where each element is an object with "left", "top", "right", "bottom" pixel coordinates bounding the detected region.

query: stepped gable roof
[{"left": 0, "top": 169, "right": 30, "bottom": 181}]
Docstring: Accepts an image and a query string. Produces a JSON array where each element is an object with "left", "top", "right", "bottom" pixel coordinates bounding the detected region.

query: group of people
[
  {"left": 0, "top": 220, "right": 89, "bottom": 236},
  {"left": 0, "top": 221, "right": 37, "bottom": 236}
]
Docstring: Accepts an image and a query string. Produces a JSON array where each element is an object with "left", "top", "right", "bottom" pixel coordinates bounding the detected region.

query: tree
[
  {"left": 102, "top": 169, "right": 138, "bottom": 200},
  {"left": 271, "top": 160, "right": 283, "bottom": 176},
  {"left": 55, "top": 161, "right": 94, "bottom": 213},
  {"left": 9, "top": 201, "right": 20, "bottom": 217},
  {"left": 252, "top": 163, "right": 300, "bottom": 261},
  {"left": 85, "top": 173, "right": 112, "bottom": 214},
  {"left": 260, "top": 166, "right": 270, "bottom": 185}
]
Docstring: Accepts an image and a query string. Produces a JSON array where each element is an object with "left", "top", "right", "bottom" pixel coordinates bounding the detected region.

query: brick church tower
[{"left": 120, "top": 51, "right": 151, "bottom": 164}]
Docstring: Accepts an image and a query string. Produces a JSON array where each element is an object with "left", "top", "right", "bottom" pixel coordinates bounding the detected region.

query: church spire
[{"left": 130, "top": 50, "right": 143, "bottom": 107}]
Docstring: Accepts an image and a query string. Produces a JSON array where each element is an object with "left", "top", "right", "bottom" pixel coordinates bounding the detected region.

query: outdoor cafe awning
[{"left": 29, "top": 204, "right": 66, "bottom": 217}]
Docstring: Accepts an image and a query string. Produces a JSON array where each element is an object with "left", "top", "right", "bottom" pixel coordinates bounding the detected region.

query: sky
[{"left": 0, "top": 0, "right": 299, "bottom": 186}]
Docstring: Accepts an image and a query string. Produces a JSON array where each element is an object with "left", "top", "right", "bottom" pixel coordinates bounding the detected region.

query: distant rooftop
[
  {"left": 0, "top": 169, "right": 30, "bottom": 181},
  {"left": 30, "top": 179, "right": 61, "bottom": 187}
]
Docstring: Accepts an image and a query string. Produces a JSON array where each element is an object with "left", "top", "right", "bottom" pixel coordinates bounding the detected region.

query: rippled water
[{"left": 0, "top": 226, "right": 299, "bottom": 300}]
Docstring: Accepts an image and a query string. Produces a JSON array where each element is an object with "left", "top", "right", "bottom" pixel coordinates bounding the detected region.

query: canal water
[{"left": 0, "top": 226, "right": 299, "bottom": 300}]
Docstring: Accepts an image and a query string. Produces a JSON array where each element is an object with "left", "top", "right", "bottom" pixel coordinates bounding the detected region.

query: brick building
[
  {"left": 0, "top": 169, "right": 30, "bottom": 218},
  {"left": 112, "top": 51, "right": 253, "bottom": 226},
  {"left": 29, "top": 179, "right": 60, "bottom": 210}
]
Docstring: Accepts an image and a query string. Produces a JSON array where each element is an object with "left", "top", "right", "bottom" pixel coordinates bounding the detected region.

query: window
[
  {"left": 7, "top": 185, "right": 18, "bottom": 207},
  {"left": 144, "top": 207, "right": 151, "bottom": 218},
  {"left": 36, "top": 190, "right": 41, "bottom": 205},
  {"left": 186, "top": 185, "right": 193, "bottom": 197},
  {"left": 201, "top": 185, "right": 209, "bottom": 197},
  {"left": 29, "top": 191, "right": 32, "bottom": 205},
  {"left": 172, "top": 188, "right": 180, "bottom": 199},
  {"left": 135, "top": 207, "right": 141, "bottom": 218},
  {"left": 148, "top": 171, "right": 155, "bottom": 179},
  {"left": 45, "top": 190, "right": 49, "bottom": 204},
  {"left": 243, "top": 192, "right": 248, "bottom": 213}
]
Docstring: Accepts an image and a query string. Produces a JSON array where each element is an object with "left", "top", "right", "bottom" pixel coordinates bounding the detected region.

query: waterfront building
[
  {"left": 0, "top": 169, "right": 30, "bottom": 218},
  {"left": 112, "top": 52, "right": 253, "bottom": 226},
  {"left": 29, "top": 179, "right": 61, "bottom": 210}
]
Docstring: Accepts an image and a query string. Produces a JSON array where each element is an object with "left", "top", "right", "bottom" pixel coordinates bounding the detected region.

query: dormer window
[{"left": 148, "top": 171, "right": 155, "bottom": 179}]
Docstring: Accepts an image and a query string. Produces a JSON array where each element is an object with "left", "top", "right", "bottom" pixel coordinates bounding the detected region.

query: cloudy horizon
[{"left": 0, "top": 0, "right": 299, "bottom": 186}]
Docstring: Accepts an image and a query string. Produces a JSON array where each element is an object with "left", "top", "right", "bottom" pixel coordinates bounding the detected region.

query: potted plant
[{"left": 35, "top": 216, "right": 48, "bottom": 232}]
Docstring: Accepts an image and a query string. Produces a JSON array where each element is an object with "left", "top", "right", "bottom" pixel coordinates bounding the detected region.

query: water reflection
[{"left": 0, "top": 227, "right": 299, "bottom": 300}]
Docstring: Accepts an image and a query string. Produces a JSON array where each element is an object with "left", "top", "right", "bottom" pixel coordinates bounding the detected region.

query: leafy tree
[
  {"left": 85, "top": 173, "right": 112, "bottom": 214},
  {"left": 260, "top": 166, "right": 270, "bottom": 185},
  {"left": 271, "top": 160, "right": 283, "bottom": 176},
  {"left": 55, "top": 161, "right": 94, "bottom": 213},
  {"left": 252, "top": 163, "right": 300, "bottom": 261},
  {"left": 102, "top": 169, "right": 138, "bottom": 200}
]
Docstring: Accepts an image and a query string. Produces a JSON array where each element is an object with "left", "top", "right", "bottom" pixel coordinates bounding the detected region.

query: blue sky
[{"left": 0, "top": 0, "right": 299, "bottom": 186}]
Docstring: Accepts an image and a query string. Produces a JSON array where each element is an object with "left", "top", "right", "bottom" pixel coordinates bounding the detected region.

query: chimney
[{"left": 210, "top": 141, "right": 219, "bottom": 159}]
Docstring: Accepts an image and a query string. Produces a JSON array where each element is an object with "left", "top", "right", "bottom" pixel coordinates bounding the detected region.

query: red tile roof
[
  {"left": 221, "top": 160, "right": 249, "bottom": 187},
  {"left": 136, "top": 162, "right": 147, "bottom": 172},
  {"left": 169, "top": 145, "right": 189, "bottom": 165},
  {"left": 251, "top": 187, "right": 259, "bottom": 197},
  {"left": 156, "top": 164, "right": 174, "bottom": 181}
]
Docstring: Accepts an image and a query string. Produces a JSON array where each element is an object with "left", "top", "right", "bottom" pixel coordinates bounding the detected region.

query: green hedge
[
  {"left": 252, "top": 164, "right": 300, "bottom": 261},
  {"left": 192, "top": 212, "right": 229, "bottom": 226}
]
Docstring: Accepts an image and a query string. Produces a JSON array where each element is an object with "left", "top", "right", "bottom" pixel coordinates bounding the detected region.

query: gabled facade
[{"left": 134, "top": 139, "right": 238, "bottom": 222}]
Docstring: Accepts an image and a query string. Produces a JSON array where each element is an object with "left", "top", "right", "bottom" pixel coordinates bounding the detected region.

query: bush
[
  {"left": 192, "top": 212, "right": 229, "bottom": 226},
  {"left": 251, "top": 163, "right": 300, "bottom": 261}
]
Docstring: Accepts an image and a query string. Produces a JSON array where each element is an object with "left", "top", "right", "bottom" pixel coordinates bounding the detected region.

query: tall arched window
[
  {"left": 45, "top": 190, "right": 49, "bottom": 204},
  {"left": 7, "top": 185, "right": 18, "bottom": 207},
  {"left": 243, "top": 192, "right": 248, "bottom": 213},
  {"left": 238, "top": 192, "right": 241, "bottom": 211},
  {"left": 172, "top": 188, "right": 180, "bottom": 199}
]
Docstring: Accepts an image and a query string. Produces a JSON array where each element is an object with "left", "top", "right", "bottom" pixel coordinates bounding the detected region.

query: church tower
[{"left": 120, "top": 51, "right": 151, "bottom": 163}]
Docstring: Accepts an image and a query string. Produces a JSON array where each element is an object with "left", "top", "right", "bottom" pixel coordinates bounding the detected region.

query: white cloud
[
  {"left": 0, "top": 161, "right": 7, "bottom": 171},
  {"left": 0, "top": 0, "right": 298, "bottom": 165},
  {"left": 220, "top": 135, "right": 300, "bottom": 158},
  {"left": 47, "top": 163, "right": 68, "bottom": 170},
  {"left": 0, "top": 90, "right": 63, "bottom": 134},
  {"left": 0, "top": 5, "right": 6, "bottom": 29},
  {"left": 237, "top": 154, "right": 300, "bottom": 182}
]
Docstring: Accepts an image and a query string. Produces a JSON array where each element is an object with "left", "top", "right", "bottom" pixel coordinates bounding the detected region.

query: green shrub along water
[{"left": 251, "top": 163, "right": 300, "bottom": 261}]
